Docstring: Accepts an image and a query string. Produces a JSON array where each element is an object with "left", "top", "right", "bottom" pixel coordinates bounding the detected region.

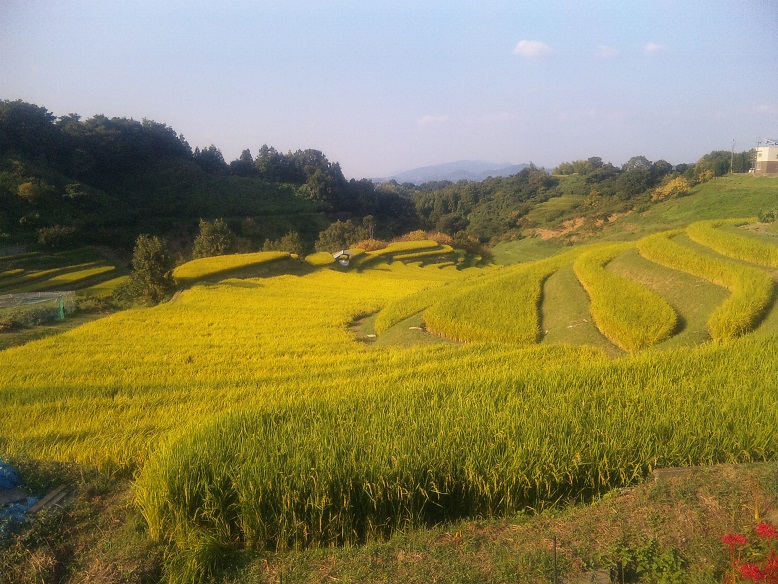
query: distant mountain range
[{"left": 374, "top": 160, "right": 529, "bottom": 185}]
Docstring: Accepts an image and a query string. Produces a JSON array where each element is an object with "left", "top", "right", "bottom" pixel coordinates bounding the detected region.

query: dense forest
[{"left": 0, "top": 99, "right": 755, "bottom": 256}]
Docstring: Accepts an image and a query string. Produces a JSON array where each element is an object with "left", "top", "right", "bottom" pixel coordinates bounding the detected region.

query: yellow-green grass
[
  {"left": 637, "top": 231, "right": 774, "bottom": 342},
  {"left": 686, "top": 218, "right": 778, "bottom": 268},
  {"left": 423, "top": 251, "right": 577, "bottom": 344},
  {"left": 606, "top": 175, "right": 778, "bottom": 239},
  {"left": 539, "top": 262, "right": 618, "bottom": 355},
  {"left": 573, "top": 243, "right": 677, "bottom": 352},
  {"left": 0, "top": 265, "right": 471, "bottom": 470},
  {"left": 606, "top": 248, "right": 729, "bottom": 348},
  {"left": 491, "top": 236, "right": 564, "bottom": 265},
  {"left": 172, "top": 251, "right": 291, "bottom": 284},
  {"left": 525, "top": 194, "right": 585, "bottom": 225}
]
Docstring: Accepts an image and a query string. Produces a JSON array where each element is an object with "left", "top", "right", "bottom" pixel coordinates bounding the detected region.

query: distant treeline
[
  {"left": 0, "top": 100, "right": 416, "bottom": 250},
  {"left": 0, "top": 99, "right": 755, "bottom": 252}
]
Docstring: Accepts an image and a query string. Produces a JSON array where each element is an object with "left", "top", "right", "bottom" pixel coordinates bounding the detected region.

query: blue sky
[{"left": 1, "top": 0, "right": 777, "bottom": 178}]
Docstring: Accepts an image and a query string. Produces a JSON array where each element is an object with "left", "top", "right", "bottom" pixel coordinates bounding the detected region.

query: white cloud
[
  {"left": 512, "top": 40, "right": 554, "bottom": 59},
  {"left": 596, "top": 45, "right": 620, "bottom": 59},
  {"left": 557, "top": 109, "right": 627, "bottom": 124},
  {"left": 479, "top": 112, "right": 517, "bottom": 123},
  {"left": 418, "top": 115, "right": 451, "bottom": 126},
  {"left": 644, "top": 42, "right": 665, "bottom": 55},
  {"left": 755, "top": 104, "right": 778, "bottom": 115}
]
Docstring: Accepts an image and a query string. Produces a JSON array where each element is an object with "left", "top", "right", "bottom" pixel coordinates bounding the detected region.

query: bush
[{"left": 37, "top": 225, "right": 78, "bottom": 248}]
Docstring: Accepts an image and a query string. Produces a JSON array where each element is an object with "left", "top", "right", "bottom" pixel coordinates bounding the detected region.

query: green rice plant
[
  {"left": 422, "top": 251, "right": 577, "bottom": 343},
  {"left": 173, "top": 251, "right": 290, "bottom": 284},
  {"left": 573, "top": 243, "right": 677, "bottom": 352},
  {"left": 637, "top": 231, "right": 774, "bottom": 342},
  {"left": 686, "top": 218, "right": 778, "bottom": 268}
]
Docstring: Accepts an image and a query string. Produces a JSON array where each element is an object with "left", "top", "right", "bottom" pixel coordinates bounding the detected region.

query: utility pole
[{"left": 730, "top": 139, "right": 735, "bottom": 174}]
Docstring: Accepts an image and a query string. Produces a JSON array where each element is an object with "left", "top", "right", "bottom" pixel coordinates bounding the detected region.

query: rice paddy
[{"left": 2, "top": 211, "right": 778, "bottom": 581}]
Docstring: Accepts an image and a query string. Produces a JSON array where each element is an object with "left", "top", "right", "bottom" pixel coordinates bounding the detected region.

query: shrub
[{"left": 37, "top": 225, "right": 78, "bottom": 248}]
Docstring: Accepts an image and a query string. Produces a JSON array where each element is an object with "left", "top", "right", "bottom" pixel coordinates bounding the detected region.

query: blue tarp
[
  {"left": 0, "top": 460, "right": 19, "bottom": 490},
  {"left": 0, "top": 460, "right": 39, "bottom": 538}
]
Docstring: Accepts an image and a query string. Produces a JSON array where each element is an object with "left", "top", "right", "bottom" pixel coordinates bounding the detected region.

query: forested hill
[
  {"left": 0, "top": 100, "right": 417, "bottom": 250},
  {"left": 0, "top": 99, "right": 756, "bottom": 254}
]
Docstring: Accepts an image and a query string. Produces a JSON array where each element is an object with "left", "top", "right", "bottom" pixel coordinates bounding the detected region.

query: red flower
[
  {"left": 722, "top": 533, "right": 749, "bottom": 548},
  {"left": 741, "top": 562, "right": 765, "bottom": 582},
  {"left": 756, "top": 522, "right": 778, "bottom": 541}
]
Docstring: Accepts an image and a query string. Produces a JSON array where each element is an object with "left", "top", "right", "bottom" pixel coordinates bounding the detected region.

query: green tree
[
  {"left": 314, "top": 220, "right": 368, "bottom": 253},
  {"left": 192, "top": 219, "right": 236, "bottom": 259},
  {"left": 262, "top": 231, "right": 304, "bottom": 256},
  {"left": 117, "top": 234, "right": 175, "bottom": 305}
]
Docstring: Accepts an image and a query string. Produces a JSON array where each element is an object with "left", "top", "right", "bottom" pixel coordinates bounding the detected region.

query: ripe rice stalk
[
  {"left": 573, "top": 243, "right": 677, "bottom": 352},
  {"left": 686, "top": 218, "right": 778, "bottom": 268},
  {"left": 637, "top": 231, "right": 774, "bottom": 342}
]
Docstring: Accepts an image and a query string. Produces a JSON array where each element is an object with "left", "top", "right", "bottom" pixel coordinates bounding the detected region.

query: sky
[{"left": 1, "top": 0, "right": 777, "bottom": 179}]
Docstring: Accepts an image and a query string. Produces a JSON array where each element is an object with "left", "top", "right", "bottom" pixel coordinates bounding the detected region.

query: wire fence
[
  {"left": 0, "top": 245, "right": 27, "bottom": 258},
  {"left": 0, "top": 292, "right": 76, "bottom": 326}
]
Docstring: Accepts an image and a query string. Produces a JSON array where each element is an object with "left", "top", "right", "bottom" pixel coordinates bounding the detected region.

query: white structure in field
[{"left": 754, "top": 139, "right": 778, "bottom": 175}]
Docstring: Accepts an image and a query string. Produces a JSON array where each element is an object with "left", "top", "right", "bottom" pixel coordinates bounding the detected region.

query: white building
[{"left": 754, "top": 140, "right": 778, "bottom": 175}]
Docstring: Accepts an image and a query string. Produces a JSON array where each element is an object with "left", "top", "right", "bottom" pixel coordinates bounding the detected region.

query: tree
[
  {"left": 193, "top": 145, "right": 227, "bottom": 174},
  {"left": 262, "top": 231, "right": 304, "bottom": 256},
  {"left": 229, "top": 149, "right": 255, "bottom": 176},
  {"left": 117, "top": 234, "right": 175, "bottom": 305},
  {"left": 314, "top": 220, "right": 368, "bottom": 253},
  {"left": 192, "top": 218, "right": 236, "bottom": 259}
]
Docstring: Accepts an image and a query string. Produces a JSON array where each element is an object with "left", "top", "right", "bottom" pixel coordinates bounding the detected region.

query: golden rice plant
[
  {"left": 172, "top": 251, "right": 290, "bottom": 284},
  {"left": 573, "top": 243, "right": 677, "bottom": 352},
  {"left": 422, "top": 251, "right": 577, "bottom": 343},
  {"left": 135, "top": 334, "right": 778, "bottom": 563},
  {"left": 352, "top": 240, "right": 444, "bottom": 269},
  {"left": 18, "top": 265, "right": 115, "bottom": 293},
  {"left": 637, "top": 231, "right": 774, "bottom": 342},
  {"left": 686, "top": 218, "right": 778, "bottom": 267}
]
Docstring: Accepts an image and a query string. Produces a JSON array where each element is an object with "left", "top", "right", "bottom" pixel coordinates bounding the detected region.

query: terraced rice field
[{"left": 2, "top": 218, "right": 778, "bottom": 580}]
